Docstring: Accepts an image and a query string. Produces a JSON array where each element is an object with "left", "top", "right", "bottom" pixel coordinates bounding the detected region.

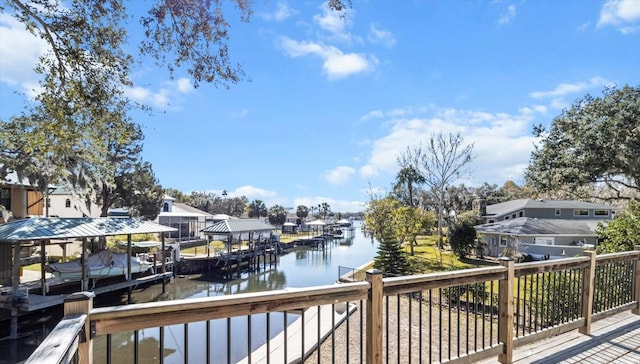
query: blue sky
[{"left": 1, "top": 0, "right": 639, "bottom": 212}]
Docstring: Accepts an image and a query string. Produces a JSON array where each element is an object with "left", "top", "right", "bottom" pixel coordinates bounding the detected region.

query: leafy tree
[
  {"left": 596, "top": 200, "right": 640, "bottom": 253},
  {"left": 1, "top": 0, "right": 350, "bottom": 212},
  {"left": 296, "top": 205, "right": 309, "bottom": 222},
  {"left": 114, "top": 162, "right": 164, "bottom": 220},
  {"left": 226, "top": 196, "right": 248, "bottom": 217},
  {"left": 393, "top": 206, "right": 435, "bottom": 256},
  {"left": 364, "top": 196, "right": 400, "bottom": 243},
  {"left": 526, "top": 85, "right": 640, "bottom": 202},
  {"left": 405, "top": 132, "right": 475, "bottom": 249},
  {"left": 474, "top": 182, "right": 502, "bottom": 205},
  {"left": 268, "top": 205, "right": 287, "bottom": 227},
  {"left": 448, "top": 216, "right": 477, "bottom": 259},
  {"left": 247, "top": 199, "right": 267, "bottom": 220},
  {"left": 163, "top": 188, "right": 190, "bottom": 204}
]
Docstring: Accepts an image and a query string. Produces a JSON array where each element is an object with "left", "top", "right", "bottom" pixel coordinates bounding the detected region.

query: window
[
  {"left": 504, "top": 216, "right": 509, "bottom": 220},
  {"left": 500, "top": 236, "right": 507, "bottom": 246},
  {"left": 487, "top": 219, "right": 495, "bottom": 223},
  {"left": 162, "top": 202, "right": 169, "bottom": 212},
  {"left": 512, "top": 214, "right": 516, "bottom": 219},
  {"left": 65, "top": 199, "right": 71, "bottom": 208},
  {"left": 0, "top": 187, "right": 10, "bottom": 210},
  {"left": 594, "top": 210, "right": 609, "bottom": 216},
  {"left": 555, "top": 208, "right": 561, "bottom": 216},
  {"left": 518, "top": 210, "right": 524, "bottom": 217},
  {"left": 574, "top": 209, "right": 589, "bottom": 216}
]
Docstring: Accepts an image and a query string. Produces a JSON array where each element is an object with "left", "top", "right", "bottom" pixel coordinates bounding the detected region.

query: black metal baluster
[{"left": 134, "top": 330, "right": 139, "bottom": 364}]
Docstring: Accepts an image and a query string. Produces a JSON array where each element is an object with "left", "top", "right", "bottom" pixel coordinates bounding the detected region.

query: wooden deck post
[
  {"left": 498, "top": 258, "right": 514, "bottom": 364},
  {"left": 64, "top": 292, "right": 95, "bottom": 364},
  {"left": 366, "top": 269, "right": 383, "bottom": 364},
  {"left": 580, "top": 250, "right": 597, "bottom": 334},
  {"left": 633, "top": 246, "right": 640, "bottom": 315}
]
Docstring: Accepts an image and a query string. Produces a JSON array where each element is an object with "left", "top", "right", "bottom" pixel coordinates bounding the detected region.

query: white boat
[{"left": 45, "top": 249, "right": 153, "bottom": 280}]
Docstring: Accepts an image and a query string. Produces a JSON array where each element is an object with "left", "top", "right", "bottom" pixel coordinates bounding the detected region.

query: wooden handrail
[
  {"left": 91, "top": 282, "right": 370, "bottom": 336},
  {"left": 382, "top": 266, "right": 507, "bottom": 295},
  {"left": 25, "top": 249, "right": 640, "bottom": 364},
  {"left": 25, "top": 314, "right": 86, "bottom": 364}
]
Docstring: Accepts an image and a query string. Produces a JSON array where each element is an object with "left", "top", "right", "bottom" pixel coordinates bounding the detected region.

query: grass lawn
[{"left": 402, "top": 235, "right": 492, "bottom": 273}]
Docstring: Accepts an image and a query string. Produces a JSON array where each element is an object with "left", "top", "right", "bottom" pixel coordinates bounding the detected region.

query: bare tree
[{"left": 405, "top": 132, "right": 475, "bottom": 249}]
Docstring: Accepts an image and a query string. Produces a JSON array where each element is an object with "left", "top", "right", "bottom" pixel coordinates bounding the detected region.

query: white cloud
[
  {"left": 367, "top": 24, "right": 396, "bottom": 47},
  {"left": 126, "top": 78, "right": 194, "bottom": 109},
  {"left": 529, "top": 77, "right": 614, "bottom": 109},
  {"left": 176, "top": 78, "right": 193, "bottom": 93},
  {"left": 324, "top": 166, "right": 356, "bottom": 185},
  {"left": 261, "top": 1, "right": 297, "bottom": 22},
  {"left": 0, "top": 14, "right": 48, "bottom": 95},
  {"left": 358, "top": 107, "right": 538, "bottom": 187},
  {"left": 234, "top": 185, "right": 278, "bottom": 200},
  {"left": 231, "top": 108, "right": 249, "bottom": 119},
  {"left": 598, "top": 0, "right": 640, "bottom": 33},
  {"left": 294, "top": 196, "right": 365, "bottom": 213},
  {"left": 279, "top": 37, "right": 376, "bottom": 79},
  {"left": 313, "top": 2, "right": 349, "bottom": 34},
  {"left": 359, "top": 109, "right": 384, "bottom": 122},
  {"left": 126, "top": 85, "right": 170, "bottom": 108},
  {"left": 498, "top": 4, "right": 516, "bottom": 25}
]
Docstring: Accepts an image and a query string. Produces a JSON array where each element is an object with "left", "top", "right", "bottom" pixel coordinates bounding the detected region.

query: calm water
[{"left": 1, "top": 222, "right": 378, "bottom": 363}]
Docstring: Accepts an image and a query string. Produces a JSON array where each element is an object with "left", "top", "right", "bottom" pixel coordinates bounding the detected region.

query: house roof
[
  {"left": 201, "top": 219, "right": 275, "bottom": 235},
  {"left": 0, "top": 217, "right": 177, "bottom": 242},
  {"left": 485, "top": 199, "right": 614, "bottom": 217},
  {"left": 158, "top": 202, "right": 213, "bottom": 217},
  {"left": 475, "top": 217, "right": 601, "bottom": 236}
]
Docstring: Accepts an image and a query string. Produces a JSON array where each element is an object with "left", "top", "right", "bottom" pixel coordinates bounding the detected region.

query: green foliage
[
  {"left": 596, "top": 200, "right": 640, "bottom": 253},
  {"left": 448, "top": 218, "right": 477, "bottom": 259},
  {"left": 296, "top": 205, "right": 309, "bottom": 221},
  {"left": 268, "top": 205, "right": 287, "bottom": 226},
  {"left": 373, "top": 230, "right": 410, "bottom": 276},
  {"left": 364, "top": 196, "right": 400, "bottom": 242},
  {"left": 115, "top": 162, "right": 164, "bottom": 220},
  {"left": 248, "top": 200, "right": 267, "bottom": 219},
  {"left": 526, "top": 85, "right": 640, "bottom": 200},
  {"left": 531, "top": 271, "right": 582, "bottom": 328}
]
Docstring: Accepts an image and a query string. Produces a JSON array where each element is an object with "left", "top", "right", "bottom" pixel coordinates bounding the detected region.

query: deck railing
[{"left": 27, "top": 248, "right": 640, "bottom": 364}]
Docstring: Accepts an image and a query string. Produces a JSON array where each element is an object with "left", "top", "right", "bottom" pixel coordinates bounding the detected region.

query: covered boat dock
[{"left": 0, "top": 217, "right": 177, "bottom": 339}]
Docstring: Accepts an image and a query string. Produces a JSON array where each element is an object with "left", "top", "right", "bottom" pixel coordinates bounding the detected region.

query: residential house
[
  {"left": 0, "top": 171, "right": 46, "bottom": 220},
  {"left": 156, "top": 195, "right": 216, "bottom": 240},
  {"left": 47, "top": 186, "right": 101, "bottom": 218},
  {"left": 474, "top": 199, "right": 615, "bottom": 259}
]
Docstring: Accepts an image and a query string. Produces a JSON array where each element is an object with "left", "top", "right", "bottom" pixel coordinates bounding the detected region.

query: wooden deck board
[{"left": 480, "top": 311, "right": 640, "bottom": 364}]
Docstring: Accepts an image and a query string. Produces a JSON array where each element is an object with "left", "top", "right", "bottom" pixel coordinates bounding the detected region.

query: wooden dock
[{"left": 0, "top": 271, "right": 173, "bottom": 312}]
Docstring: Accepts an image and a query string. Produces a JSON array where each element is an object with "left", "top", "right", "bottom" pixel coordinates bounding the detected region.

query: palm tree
[{"left": 395, "top": 166, "right": 425, "bottom": 208}]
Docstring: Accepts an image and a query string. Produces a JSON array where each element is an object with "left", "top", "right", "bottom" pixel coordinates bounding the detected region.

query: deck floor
[{"left": 482, "top": 311, "right": 640, "bottom": 363}]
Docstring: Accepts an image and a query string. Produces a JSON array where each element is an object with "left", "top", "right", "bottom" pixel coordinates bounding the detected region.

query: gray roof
[
  {"left": 1, "top": 170, "right": 32, "bottom": 187},
  {"left": 0, "top": 217, "right": 177, "bottom": 242},
  {"left": 485, "top": 199, "right": 614, "bottom": 217},
  {"left": 475, "top": 217, "right": 600, "bottom": 236},
  {"left": 201, "top": 219, "right": 275, "bottom": 234}
]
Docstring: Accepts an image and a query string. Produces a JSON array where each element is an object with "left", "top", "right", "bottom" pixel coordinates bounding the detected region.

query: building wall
[
  {"left": 48, "top": 194, "right": 101, "bottom": 218},
  {"left": 481, "top": 233, "right": 596, "bottom": 259},
  {"left": 493, "top": 207, "right": 613, "bottom": 221}
]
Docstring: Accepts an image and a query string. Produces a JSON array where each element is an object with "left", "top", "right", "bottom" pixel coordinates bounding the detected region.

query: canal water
[{"left": 1, "top": 222, "right": 378, "bottom": 363}]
